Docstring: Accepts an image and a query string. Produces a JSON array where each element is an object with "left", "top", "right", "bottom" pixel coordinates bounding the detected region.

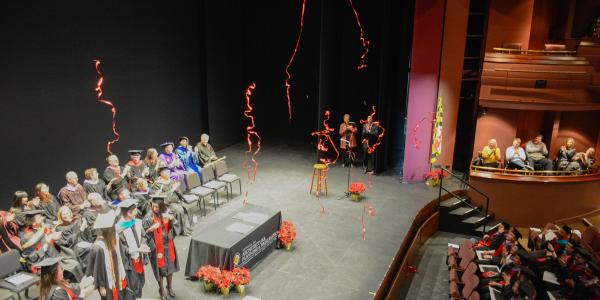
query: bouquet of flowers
[
  {"left": 424, "top": 169, "right": 445, "bottom": 187},
  {"left": 231, "top": 267, "right": 251, "bottom": 286},
  {"left": 196, "top": 265, "right": 221, "bottom": 292},
  {"left": 348, "top": 182, "right": 366, "bottom": 195},
  {"left": 277, "top": 220, "right": 297, "bottom": 249}
]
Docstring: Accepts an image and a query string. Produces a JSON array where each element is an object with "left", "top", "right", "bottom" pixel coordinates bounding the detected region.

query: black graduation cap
[
  {"left": 179, "top": 136, "right": 189, "bottom": 142},
  {"left": 22, "top": 209, "right": 44, "bottom": 219},
  {"left": 34, "top": 256, "right": 62, "bottom": 273},
  {"left": 128, "top": 150, "right": 143, "bottom": 156},
  {"left": 151, "top": 195, "right": 166, "bottom": 204},
  {"left": 160, "top": 142, "right": 174, "bottom": 148},
  {"left": 562, "top": 225, "right": 572, "bottom": 234}
]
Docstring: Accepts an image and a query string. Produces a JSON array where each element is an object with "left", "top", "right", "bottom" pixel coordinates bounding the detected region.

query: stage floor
[{"left": 89, "top": 140, "right": 456, "bottom": 300}]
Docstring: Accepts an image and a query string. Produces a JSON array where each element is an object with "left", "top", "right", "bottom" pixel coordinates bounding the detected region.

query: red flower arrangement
[
  {"left": 424, "top": 169, "right": 444, "bottom": 181},
  {"left": 231, "top": 267, "right": 251, "bottom": 286},
  {"left": 348, "top": 182, "right": 366, "bottom": 194},
  {"left": 218, "top": 270, "right": 233, "bottom": 289},
  {"left": 196, "top": 265, "right": 221, "bottom": 284},
  {"left": 277, "top": 220, "right": 297, "bottom": 246}
]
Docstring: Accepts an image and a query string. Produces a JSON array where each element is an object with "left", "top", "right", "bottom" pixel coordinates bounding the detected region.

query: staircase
[{"left": 435, "top": 167, "right": 503, "bottom": 236}]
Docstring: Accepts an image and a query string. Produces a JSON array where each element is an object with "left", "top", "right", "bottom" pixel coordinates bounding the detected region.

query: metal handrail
[
  {"left": 435, "top": 166, "right": 491, "bottom": 235},
  {"left": 492, "top": 48, "right": 577, "bottom": 55},
  {"left": 470, "top": 165, "right": 598, "bottom": 176}
]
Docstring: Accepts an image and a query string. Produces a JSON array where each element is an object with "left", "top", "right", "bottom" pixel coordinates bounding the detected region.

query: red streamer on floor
[
  {"left": 242, "top": 83, "right": 261, "bottom": 205},
  {"left": 348, "top": 0, "right": 370, "bottom": 70},
  {"left": 93, "top": 60, "right": 120, "bottom": 155},
  {"left": 284, "top": 0, "right": 307, "bottom": 122},
  {"left": 359, "top": 105, "right": 386, "bottom": 154},
  {"left": 350, "top": 173, "right": 377, "bottom": 240}
]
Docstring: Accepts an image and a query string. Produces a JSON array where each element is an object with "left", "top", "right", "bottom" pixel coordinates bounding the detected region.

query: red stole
[
  {"left": 153, "top": 215, "right": 176, "bottom": 268},
  {"left": 133, "top": 257, "right": 144, "bottom": 274},
  {"left": 63, "top": 286, "right": 76, "bottom": 300}
]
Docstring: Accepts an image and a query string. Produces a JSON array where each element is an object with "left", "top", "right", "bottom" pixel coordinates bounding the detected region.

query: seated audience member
[
  {"left": 111, "top": 187, "right": 132, "bottom": 207},
  {"left": 11, "top": 191, "right": 29, "bottom": 212},
  {"left": 195, "top": 134, "right": 219, "bottom": 166},
  {"left": 36, "top": 256, "right": 94, "bottom": 300},
  {"left": 19, "top": 210, "right": 61, "bottom": 271},
  {"left": 557, "top": 137, "right": 577, "bottom": 171},
  {"left": 505, "top": 138, "right": 532, "bottom": 170},
  {"left": 132, "top": 178, "right": 152, "bottom": 218},
  {"left": 175, "top": 137, "right": 202, "bottom": 177},
  {"left": 34, "top": 183, "right": 61, "bottom": 223},
  {"left": 144, "top": 148, "right": 161, "bottom": 183},
  {"left": 158, "top": 142, "right": 187, "bottom": 188},
  {"left": 0, "top": 211, "right": 21, "bottom": 253},
  {"left": 525, "top": 134, "right": 553, "bottom": 171},
  {"left": 82, "top": 168, "right": 108, "bottom": 200},
  {"left": 57, "top": 171, "right": 89, "bottom": 217},
  {"left": 569, "top": 147, "right": 596, "bottom": 172},
  {"left": 481, "top": 139, "right": 502, "bottom": 168},
  {"left": 103, "top": 155, "right": 130, "bottom": 200},
  {"left": 126, "top": 150, "right": 149, "bottom": 182},
  {"left": 152, "top": 167, "right": 192, "bottom": 236},
  {"left": 54, "top": 206, "right": 84, "bottom": 252}
]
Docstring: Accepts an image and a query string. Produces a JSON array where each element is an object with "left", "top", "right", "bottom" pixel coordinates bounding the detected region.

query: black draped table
[{"left": 184, "top": 204, "right": 282, "bottom": 277}]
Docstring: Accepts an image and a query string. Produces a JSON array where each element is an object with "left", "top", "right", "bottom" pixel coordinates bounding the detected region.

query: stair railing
[{"left": 435, "top": 165, "right": 491, "bottom": 235}]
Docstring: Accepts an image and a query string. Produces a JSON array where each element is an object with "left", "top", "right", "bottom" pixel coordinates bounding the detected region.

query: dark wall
[
  {"left": 0, "top": 0, "right": 205, "bottom": 203},
  {"left": 0, "top": 0, "right": 414, "bottom": 204}
]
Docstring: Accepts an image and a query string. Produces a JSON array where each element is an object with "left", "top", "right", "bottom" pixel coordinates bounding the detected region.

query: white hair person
[{"left": 201, "top": 133, "right": 209, "bottom": 143}]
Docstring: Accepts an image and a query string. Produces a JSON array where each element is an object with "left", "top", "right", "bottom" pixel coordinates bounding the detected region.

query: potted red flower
[
  {"left": 218, "top": 270, "right": 234, "bottom": 296},
  {"left": 348, "top": 182, "right": 366, "bottom": 201},
  {"left": 424, "top": 169, "right": 444, "bottom": 187},
  {"left": 196, "top": 265, "right": 221, "bottom": 292},
  {"left": 277, "top": 220, "right": 297, "bottom": 251},
  {"left": 231, "top": 267, "right": 251, "bottom": 294}
]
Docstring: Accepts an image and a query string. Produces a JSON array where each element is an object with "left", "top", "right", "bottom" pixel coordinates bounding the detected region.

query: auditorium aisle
[{"left": 404, "top": 232, "right": 470, "bottom": 300}]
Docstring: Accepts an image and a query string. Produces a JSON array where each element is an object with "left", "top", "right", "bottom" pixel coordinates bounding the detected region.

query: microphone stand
[{"left": 338, "top": 138, "right": 354, "bottom": 200}]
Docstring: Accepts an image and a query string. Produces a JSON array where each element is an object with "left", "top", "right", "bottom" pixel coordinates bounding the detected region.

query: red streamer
[
  {"left": 360, "top": 105, "right": 385, "bottom": 154},
  {"left": 311, "top": 110, "right": 340, "bottom": 167},
  {"left": 348, "top": 0, "right": 370, "bottom": 70},
  {"left": 93, "top": 60, "right": 120, "bottom": 155},
  {"left": 412, "top": 117, "right": 427, "bottom": 149},
  {"left": 284, "top": 0, "right": 307, "bottom": 121},
  {"left": 242, "top": 83, "right": 261, "bottom": 205}
]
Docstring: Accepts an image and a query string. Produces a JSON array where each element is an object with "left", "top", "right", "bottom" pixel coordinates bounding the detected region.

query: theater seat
[{"left": 449, "top": 262, "right": 477, "bottom": 283}]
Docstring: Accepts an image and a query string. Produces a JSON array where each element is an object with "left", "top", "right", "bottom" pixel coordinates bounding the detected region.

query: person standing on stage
[
  {"left": 339, "top": 114, "right": 358, "bottom": 167},
  {"left": 143, "top": 196, "right": 179, "bottom": 300},
  {"left": 362, "top": 115, "right": 379, "bottom": 174},
  {"left": 152, "top": 167, "right": 192, "bottom": 236},
  {"left": 87, "top": 211, "right": 132, "bottom": 300},
  {"left": 117, "top": 199, "right": 149, "bottom": 299}
]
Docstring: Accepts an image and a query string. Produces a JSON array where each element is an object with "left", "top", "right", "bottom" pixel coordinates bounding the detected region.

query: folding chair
[
  {"left": 185, "top": 172, "right": 216, "bottom": 216},
  {"left": 202, "top": 165, "right": 229, "bottom": 203},
  {"left": 0, "top": 250, "right": 39, "bottom": 300},
  {"left": 214, "top": 160, "right": 241, "bottom": 196}
]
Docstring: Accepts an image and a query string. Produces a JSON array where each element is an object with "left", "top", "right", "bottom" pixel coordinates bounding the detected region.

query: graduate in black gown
[
  {"left": 34, "top": 183, "right": 61, "bottom": 224},
  {"left": 37, "top": 256, "right": 95, "bottom": 300},
  {"left": 87, "top": 211, "right": 133, "bottom": 300},
  {"left": 103, "top": 155, "right": 131, "bottom": 201},
  {"left": 19, "top": 210, "right": 62, "bottom": 272},
  {"left": 116, "top": 199, "right": 149, "bottom": 299},
  {"left": 132, "top": 178, "right": 152, "bottom": 219},
  {"left": 143, "top": 196, "right": 179, "bottom": 300}
]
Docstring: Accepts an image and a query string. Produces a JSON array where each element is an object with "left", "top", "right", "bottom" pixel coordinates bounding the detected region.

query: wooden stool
[{"left": 310, "top": 163, "right": 328, "bottom": 196}]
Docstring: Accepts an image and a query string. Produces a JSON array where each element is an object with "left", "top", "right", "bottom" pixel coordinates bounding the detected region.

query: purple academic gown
[{"left": 158, "top": 152, "right": 187, "bottom": 189}]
